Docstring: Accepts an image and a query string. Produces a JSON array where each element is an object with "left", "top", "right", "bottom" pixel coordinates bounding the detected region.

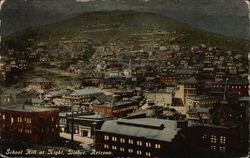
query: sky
[{"left": 0, "top": 0, "right": 249, "bottom": 39}]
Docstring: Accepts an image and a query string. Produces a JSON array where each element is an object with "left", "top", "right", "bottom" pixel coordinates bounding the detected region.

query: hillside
[
  {"left": 1, "top": 0, "right": 249, "bottom": 39},
  {"left": 1, "top": 11, "right": 250, "bottom": 56}
]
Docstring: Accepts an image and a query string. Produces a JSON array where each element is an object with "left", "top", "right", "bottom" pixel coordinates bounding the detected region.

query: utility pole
[{"left": 71, "top": 104, "right": 74, "bottom": 147}]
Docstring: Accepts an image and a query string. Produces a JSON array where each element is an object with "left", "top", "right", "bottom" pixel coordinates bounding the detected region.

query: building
[
  {"left": 0, "top": 89, "right": 39, "bottom": 106},
  {"left": 59, "top": 112, "right": 113, "bottom": 137},
  {"left": 185, "top": 95, "right": 220, "bottom": 108},
  {"left": 95, "top": 118, "right": 241, "bottom": 157},
  {"left": 93, "top": 100, "right": 139, "bottom": 117},
  {"left": 212, "top": 78, "right": 249, "bottom": 97},
  {"left": 144, "top": 88, "right": 175, "bottom": 107},
  {"left": 64, "top": 87, "right": 103, "bottom": 108},
  {"left": 26, "top": 78, "right": 52, "bottom": 92},
  {"left": 188, "top": 123, "right": 241, "bottom": 154},
  {"left": 179, "top": 77, "right": 204, "bottom": 96},
  {"left": 95, "top": 118, "right": 188, "bottom": 157},
  {"left": 0, "top": 104, "right": 59, "bottom": 144}
]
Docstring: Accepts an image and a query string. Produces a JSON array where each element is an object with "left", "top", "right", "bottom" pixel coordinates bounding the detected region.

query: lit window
[
  {"left": 18, "top": 128, "right": 23, "bottom": 133},
  {"left": 128, "top": 149, "right": 133, "bottom": 153},
  {"left": 120, "top": 138, "right": 125, "bottom": 143},
  {"left": 155, "top": 144, "right": 161, "bottom": 149},
  {"left": 211, "top": 145, "right": 216, "bottom": 150},
  {"left": 137, "top": 141, "right": 142, "bottom": 146},
  {"left": 2, "top": 114, "right": 5, "bottom": 120},
  {"left": 120, "top": 147, "right": 125, "bottom": 152},
  {"left": 219, "top": 146, "right": 226, "bottom": 152},
  {"left": 146, "top": 152, "right": 151, "bottom": 157},
  {"left": 104, "top": 144, "right": 109, "bottom": 149},
  {"left": 104, "top": 135, "right": 109, "bottom": 140},
  {"left": 146, "top": 142, "right": 151, "bottom": 147},
  {"left": 128, "top": 139, "right": 133, "bottom": 144},
  {"left": 112, "top": 136, "right": 117, "bottom": 142},
  {"left": 211, "top": 135, "right": 217, "bottom": 143},
  {"left": 17, "top": 117, "right": 22, "bottom": 122},
  {"left": 112, "top": 146, "right": 117, "bottom": 150},
  {"left": 137, "top": 150, "right": 142, "bottom": 155},
  {"left": 220, "top": 136, "right": 226, "bottom": 144},
  {"left": 202, "top": 134, "right": 207, "bottom": 139},
  {"left": 11, "top": 117, "right": 14, "bottom": 125}
]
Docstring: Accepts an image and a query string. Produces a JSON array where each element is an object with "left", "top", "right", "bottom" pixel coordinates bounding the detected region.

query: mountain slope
[
  {"left": 2, "top": 11, "right": 250, "bottom": 56},
  {"left": 1, "top": 0, "right": 249, "bottom": 39}
]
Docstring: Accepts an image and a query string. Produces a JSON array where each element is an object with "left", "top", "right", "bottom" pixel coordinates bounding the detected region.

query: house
[
  {"left": 165, "top": 51, "right": 174, "bottom": 58},
  {"left": 64, "top": 87, "right": 103, "bottom": 108},
  {"left": 174, "top": 69, "right": 197, "bottom": 80},
  {"left": 186, "top": 107, "right": 211, "bottom": 123},
  {"left": 0, "top": 104, "right": 59, "bottom": 144},
  {"left": 0, "top": 89, "right": 39, "bottom": 106},
  {"left": 93, "top": 100, "right": 139, "bottom": 118},
  {"left": 144, "top": 88, "right": 175, "bottom": 107},
  {"left": 212, "top": 78, "right": 249, "bottom": 97},
  {"left": 31, "top": 98, "right": 45, "bottom": 106},
  {"left": 185, "top": 95, "right": 220, "bottom": 108},
  {"left": 113, "top": 89, "right": 135, "bottom": 99},
  {"left": 26, "top": 78, "right": 52, "bottom": 92},
  {"left": 39, "top": 57, "right": 50, "bottom": 63},
  {"left": 159, "top": 73, "right": 176, "bottom": 84},
  {"left": 29, "top": 52, "right": 39, "bottom": 60},
  {"left": 179, "top": 77, "right": 204, "bottom": 96}
]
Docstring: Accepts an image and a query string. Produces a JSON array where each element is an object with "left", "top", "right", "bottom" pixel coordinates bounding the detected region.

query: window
[
  {"left": 128, "top": 149, "right": 133, "bottom": 153},
  {"left": 219, "top": 146, "right": 226, "bottom": 152},
  {"left": 202, "top": 134, "right": 207, "bottom": 139},
  {"left": 18, "top": 128, "right": 23, "bottom": 133},
  {"left": 137, "top": 150, "right": 142, "bottom": 155},
  {"left": 112, "top": 146, "right": 117, "bottom": 150},
  {"left": 120, "top": 138, "right": 125, "bottom": 143},
  {"left": 211, "top": 145, "right": 216, "bottom": 151},
  {"left": 146, "top": 152, "right": 151, "bottom": 157},
  {"left": 25, "top": 129, "right": 32, "bottom": 134},
  {"left": 17, "top": 117, "right": 22, "bottom": 123},
  {"left": 211, "top": 135, "right": 217, "bottom": 143},
  {"left": 120, "top": 147, "right": 125, "bottom": 152},
  {"left": 25, "top": 118, "right": 32, "bottom": 124},
  {"left": 11, "top": 117, "right": 14, "bottom": 125},
  {"left": 220, "top": 136, "right": 226, "bottom": 144},
  {"left": 2, "top": 114, "right": 5, "bottom": 120},
  {"left": 112, "top": 136, "right": 117, "bottom": 142},
  {"left": 137, "top": 141, "right": 142, "bottom": 146},
  {"left": 146, "top": 142, "right": 151, "bottom": 147},
  {"left": 104, "top": 144, "right": 109, "bottom": 149},
  {"left": 128, "top": 139, "right": 133, "bottom": 144},
  {"left": 104, "top": 135, "right": 109, "bottom": 140},
  {"left": 155, "top": 144, "right": 161, "bottom": 149}
]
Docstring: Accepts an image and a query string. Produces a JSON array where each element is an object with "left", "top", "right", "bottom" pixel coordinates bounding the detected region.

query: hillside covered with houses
[{"left": 0, "top": 11, "right": 249, "bottom": 157}]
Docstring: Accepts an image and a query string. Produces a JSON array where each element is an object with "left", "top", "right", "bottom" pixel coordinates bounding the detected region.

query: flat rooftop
[{"left": 0, "top": 104, "right": 57, "bottom": 113}]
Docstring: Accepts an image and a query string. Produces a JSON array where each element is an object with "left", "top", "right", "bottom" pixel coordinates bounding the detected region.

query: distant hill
[
  {"left": 1, "top": 0, "right": 249, "bottom": 39},
  {"left": 2, "top": 11, "right": 250, "bottom": 56}
]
